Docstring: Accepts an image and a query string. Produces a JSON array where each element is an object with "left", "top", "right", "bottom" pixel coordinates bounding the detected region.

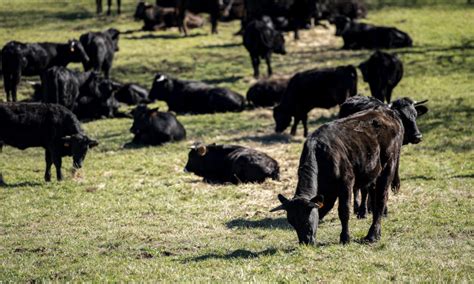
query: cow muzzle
[{"left": 412, "top": 134, "right": 423, "bottom": 144}]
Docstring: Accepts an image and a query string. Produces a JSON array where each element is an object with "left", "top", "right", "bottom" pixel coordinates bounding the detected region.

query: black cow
[
  {"left": 247, "top": 76, "right": 289, "bottom": 107},
  {"left": 130, "top": 105, "right": 186, "bottom": 145},
  {"left": 243, "top": 17, "right": 287, "bottom": 78},
  {"left": 114, "top": 83, "right": 150, "bottom": 105},
  {"left": 80, "top": 28, "right": 120, "bottom": 79},
  {"left": 273, "top": 65, "right": 357, "bottom": 137},
  {"left": 134, "top": 2, "right": 204, "bottom": 31},
  {"left": 74, "top": 79, "right": 123, "bottom": 120},
  {"left": 96, "top": 0, "right": 121, "bottom": 15},
  {"left": 184, "top": 143, "right": 280, "bottom": 184},
  {"left": 1, "top": 40, "right": 89, "bottom": 102},
  {"left": 244, "top": 0, "right": 316, "bottom": 40},
  {"left": 331, "top": 16, "right": 412, "bottom": 49},
  {"left": 149, "top": 73, "right": 245, "bottom": 114},
  {"left": 270, "top": 97, "right": 428, "bottom": 244},
  {"left": 317, "top": 0, "right": 367, "bottom": 21},
  {"left": 220, "top": 0, "right": 245, "bottom": 21},
  {"left": 0, "top": 103, "right": 98, "bottom": 182},
  {"left": 176, "top": 0, "right": 224, "bottom": 36},
  {"left": 359, "top": 51, "right": 404, "bottom": 103}
]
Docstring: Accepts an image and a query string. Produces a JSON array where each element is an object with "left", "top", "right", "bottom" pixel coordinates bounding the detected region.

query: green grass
[{"left": 0, "top": 0, "right": 473, "bottom": 282}]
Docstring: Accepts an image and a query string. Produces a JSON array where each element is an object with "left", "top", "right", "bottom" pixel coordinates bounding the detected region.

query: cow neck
[
  {"left": 54, "top": 44, "right": 74, "bottom": 66},
  {"left": 293, "top": 140, "right": 318, "bottom": 201}
]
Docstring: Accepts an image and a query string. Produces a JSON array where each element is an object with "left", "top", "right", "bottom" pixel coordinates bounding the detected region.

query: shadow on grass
[
  {"left": 184, "top": 248, "right": 283, "bottom": 262},
  {"left": 226, "top": 217, "right": 291, "bottom": 230},
  {"left": 0, "top": 181, "right": 42, "bottom": 188},
  {"left": 229, "top": 133, "right": 301, "bottom": 145},
  {"left": 200, "top": 43, "right": 241, "bottom": 49},
  {"left": 201, "top": 76, "right": 243, "bottom": 85},
  {"left": 0, "top": 9, "right": 96, "bottom": 29}
]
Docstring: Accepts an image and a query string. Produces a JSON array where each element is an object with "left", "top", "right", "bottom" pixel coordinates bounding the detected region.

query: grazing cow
[
  {"left": 1, "top": 40, "right": 89, "bottom": 102},
  {"left": 96, "top": 0, "right": 121, "bottom": 15},
  {"left": 176, "top": 0, "right": 224, "bottom": 36},
  {"left": 80, "top": 28, "right": 120, "bottom": 79},
  {"left": 270, "top": 97, "right": 428, "bottom": 244},
  {"left": 247, "top": 76, "right": 289, "bottom": 107},
  {"left": 114, "top": 83, "right": 150, "bottom": 105},
  {"left": 273, "top": 65, "right": 357, "bottom": 137},
  {"left": 243, "top": 17, "right": 287, "bottom": 78},
  {"left": 134, "top": 2, "right": 204, "bottom": 31},
  {"left": 331, "top": 16, "right": 412, "bottom": 49},
  {"left": 359, "top": 51, "right": 404, "bottom": 103},
  {"left": 184, "top": 143, "right": 280, "bottom": 184},
  {"left": 0, "top": 103, "right": 98, "bottom": 182},
  {"left": 244, "top": 0, "right": 316, "bottom": 40},
  {"left": 130, "top": 105, "right": 186, "bottom": 145},
  {"left": 149, "top": 73, "right": 245, "bottom": 114}
]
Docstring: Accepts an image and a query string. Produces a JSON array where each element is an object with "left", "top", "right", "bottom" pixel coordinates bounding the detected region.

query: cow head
[
  {"left": 68, "top": 39, "right": 90, "bottom": 66},
  {"left": 106, "top": 28, "right": 120, "bottom": 51},
  {"left": 184, "top": 142, "right": 210, "bottom": 176},
  {"left": 149, "top": 73, "right": 173, "bottom": 101},
  {"left": 61, "top": 134, "right": 99, "bottom": 169},
  {"left": 390, "top": 98, "right": 428, "bottom": 145},
  {"left": 134, "top": 1, "right": 150, "bottom": 20},
  {"left": 273, "top": 31, "right": 287, "bottom": 55},
  {"left": 130, "top": 105, "right": 157, "bottom": 135},
  {"left": 330, "top": 16, "right": 351, "bottom": 36},
  {"left": 273, "top": 105, "right": 292, "bottom": 133},
  {"left": 270, "top": 194, "right": 324, "bottom": 245}
]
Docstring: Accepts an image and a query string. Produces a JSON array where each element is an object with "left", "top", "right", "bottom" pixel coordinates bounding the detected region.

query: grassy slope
[{"left": 0, "top": 1, "right": 473, "bottom": 281}]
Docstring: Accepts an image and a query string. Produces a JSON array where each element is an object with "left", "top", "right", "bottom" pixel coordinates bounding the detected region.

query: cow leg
[
  {"left": 211, "top": 15, "right": 218, "bottom": 34},
  {"left": 51, "top": 150, "right": 63, "bottom": 181},
  {"left": 178, "top": 11, "right": 189, "bottom": 36},
  {"left": 251, "top": 56, "right": 260, "bottom": 79},
  {"left": 116, "top": 0, "right": 121, "bottom": 14},
  {"left": 386, "top": 88, "right": 393, "bottom": 103},
  {"left": 107, "top": 0, "right": 112, "bottom": 15},
  {"left": 357, "top": 184, "right": 371, "bottom": 219},
  {"left": 265, "top": 53, "right": 272, "bottom": 77},
  {"left": 365, "top": 163, "right": 395, "bottom": 242},
  {"left": 353, "top": 187, "right": 360, "bottom": 214},
  {"left": 338, "top": 182, "right": 352, "bottom": 244},
  {"left": 96, "top": 0, "right": 102, "bottom": 14},
  {"left": 290, "top": 117, "right": 300, "bottom": 136},
  {"left": 318, "top": 192, "right": 337, "bottom": 221},
  {"left": 294, "top": 29, "right": 300, "bottom": 40},
  {"left": 302, "top": 114, "right": 308, "bottom": 137},
  {"left": 103, "top": 61, "right": 111, "bottom": 79},
  {"left": 4, "top": 75, "right": 11, "bottom": 102},
  {"left": 44, "top": 149, "right": 52, "bottom": 182}
]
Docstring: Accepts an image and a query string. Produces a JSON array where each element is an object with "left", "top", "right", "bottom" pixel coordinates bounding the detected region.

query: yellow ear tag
[
  {"left": 70, "top": 48, "right": 75, "bottom": 52},
  {"left": 316, "top": 201, "right": 324, "bottom": 208},
  {"left": 64, "top": 143, "right": 70, "bottom": 147}
]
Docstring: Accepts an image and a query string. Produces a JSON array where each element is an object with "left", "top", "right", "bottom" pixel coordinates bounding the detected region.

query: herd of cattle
[{"left": 0, "top": 0, "right": 429, "bottom": 246}]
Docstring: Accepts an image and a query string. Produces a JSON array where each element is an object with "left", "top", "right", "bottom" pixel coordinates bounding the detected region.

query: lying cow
[
  {"left": 317, "top": 0, "right": 367, "bottom": 21},
  {"left": 130, "top": 105, "right": 186, "bottom": 145},
  {"left": 114, "top": 83, "right": 150, "bottom": 105},
  {"left": 149, "top": 73, "right": 245, "bottom": 114},
  {"left": 80, "top": 28, "right": 120, "bottom": 79},
  {"left": 273, "top": 65, "right": 357, "bottom": 137},
  {"left": 243, "top": 17, "right": 287, "bottom": 78},
  {"left": 96, "top": 0, "right": 121, "bottom": 15},
  {"left": 1, "top": 40, "right": 89, "bottom": 102},
  {"left": 270, "top": 97, "right": 428, "bottom": 244},
  {"left": 184, "top": 143, "right": 280, "bottom": 184},
  {"left": 359, "top": 51, "right": 404, "bottom": 103},
  {"left": 134, "top": 2, "right": 204, "bottom": 31},
  {"left": 246, "top": 76, "right": 289, "bottom": 107},
  {"left": 331, "top": 16, "right": 412, "bottom": 49},
  {"left": 0, "top": 103, "right": 98, "bottom": 182}
]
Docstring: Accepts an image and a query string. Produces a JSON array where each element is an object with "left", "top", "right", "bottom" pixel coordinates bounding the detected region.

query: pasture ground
[{"left": 0, "top": 0, "right": 473, "bottom": 281}]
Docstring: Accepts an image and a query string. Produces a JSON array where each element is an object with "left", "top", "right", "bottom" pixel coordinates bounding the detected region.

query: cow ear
[
  {"left": 197, "top": 144, "right": 207, "bottom": 156},
  {"left": 270, "top": 194, "right": 289, "bottom": 212},
  {"left": 415, "top": 105, "right": 428, "bottom": 117},
  {"left": 62, "top": 136, "right": 72, "bottom": 147},
  {"left": 314, "top": 195, "right": 324, "bottom": 208},
  {"left": 88, "top": 139, "right": 99, "bottom": 149}
]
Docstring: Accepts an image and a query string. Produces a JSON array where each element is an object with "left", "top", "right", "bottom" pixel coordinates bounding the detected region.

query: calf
[
  {"left": 359, "top": 51, "right": 404, "bottom": 103},
  {"left": 270, "top": 97, "right": 428, "bottom": 244},
  {"left": 332, "top": 16, "right": 412, "bottom": 49},
  {"left": 243, "top": 17, "right": 287, "bottom": 78},
  {"left": 114, "top": 83, "right": 150, "bottom": 105},
  {"left": 96, "top": 0, "right": 121, "bottom": 15},
  {"left": 130, "top": 105, "right": 186, "bottom": 145},
  {"left": 247, "top": 76, "right": 289, "bottom": 107},
  {"left": 184, "top": 143, "right": 280, "bottom": 184},
  {"left": 149, "top": 73, "right": 245, "bottom": 114},
  {"left": 134, "top": 2, "right": 204, "bottom": 31},
  {"left": 80, "top": 28, "right": 120, "bottom": 79},
  {"left": 1, "top": 40, "right": 89, "bottom": 102},
  {"left": 0, "top": 103, "right": 98, "bottom": 182},
  {"left": 273, "top": 65, "right": 357, "bottom": 137}
]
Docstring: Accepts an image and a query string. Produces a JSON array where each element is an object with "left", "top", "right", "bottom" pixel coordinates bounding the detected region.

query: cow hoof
[
  {"left": 357, "top": 213, "right": 367, "bottom": 219},
  {"left": 340, "top": 234, "right": 350, "bottom": 245},
  {"left": 364, "top": 235, "right": 377, "bottom": 243}
]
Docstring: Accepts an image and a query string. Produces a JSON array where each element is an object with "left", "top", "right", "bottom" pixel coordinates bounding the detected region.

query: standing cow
[
  {"left": 359, "top": 51, "right": 404, "bottom": 103},
  {"left": 270, "top": 97, "right": 428, "bottom": 244},
  {"left": 176, "top": 0, "right": 223, "bottom": 36},
  {"left": 0, "top": 103, "right": 98, "bottom": 182},
  {"left": 273, "top": 65, "right": 357, "bottom": 137},
  {"left": 96, "top": 0, "right": 121, "bottom": 15},
  {"left": 1, "top": 40, "right": 90, "bottom": 102},
  {"left": 134, "top": 2, "right": 204, "bottom": 31},
  {"left": 80, "top": 28, "right": 120, "bottom": 79},
  {"left": 243, "top": 17, "right": 287, "bottom": 78}
]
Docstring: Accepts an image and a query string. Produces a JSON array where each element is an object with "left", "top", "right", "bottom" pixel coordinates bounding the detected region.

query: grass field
[{"left": 0, "top": 0, "right": 473, "bottom": 282}]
